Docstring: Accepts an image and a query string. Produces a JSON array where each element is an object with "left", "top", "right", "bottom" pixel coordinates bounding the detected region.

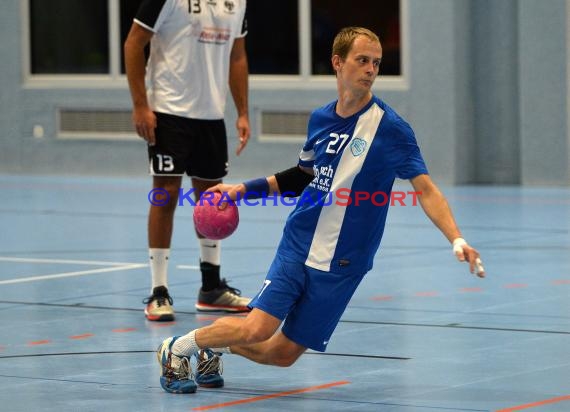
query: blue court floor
[{"left": 0, "top": 174, "right": 569, "bottom": 412}]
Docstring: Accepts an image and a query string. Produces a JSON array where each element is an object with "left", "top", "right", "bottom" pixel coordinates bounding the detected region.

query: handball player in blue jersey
[{"left": 155, "top": 27, "right": 485, "bottom": 394}]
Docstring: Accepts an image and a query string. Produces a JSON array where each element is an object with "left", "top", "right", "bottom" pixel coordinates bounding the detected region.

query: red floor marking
[
  {"left": 552, "top": 279, "right": 570, "bottom": 285},
  {"left": 149, "top": 322, "right": 176, "bottom": 328},
  {"left": 460, "top": 287, "right": 483, "bottom": 293},
  {"left": 371, "top": 295, "right": 393, "bottom": 301},
  {"left": 504, "top": 283, "right": 528, "bottom": 289},
  {"left": 191, "top": 381, "right": 350, "bottom": 411},
  {"left": 28, "top": 340, "right": 51, "bottom": 346},
  {"left": 69, "top": 333, "right": 94, "bottom": 340},
  {"left": 495, "top": 394, "right": 570, "bottom": 411},
  {"left": 112, "top": 328, "right": 137, "bottom": 333},
  {"left": 415, "top": 291, "right": 439, "bottom": 297}
]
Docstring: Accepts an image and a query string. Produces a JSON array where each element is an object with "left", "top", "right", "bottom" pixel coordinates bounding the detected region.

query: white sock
[
  {"left": 199, "top": 239, "right": 221, "bottom": 265},
  {"left": 172, "top": 330, "right": 200, "bottom": 356},
  {"left": 149, "top": 248, "right": 169, "bottom": 292},
  {"left": 211, "top": 347, "right": 232, "bottom": 354}
]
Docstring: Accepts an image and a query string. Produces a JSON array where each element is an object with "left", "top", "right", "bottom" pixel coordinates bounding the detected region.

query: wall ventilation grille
[
  {"left": 57, "top": 109, "right": 312, "bottom": 142},
  {"left": 58, "top": 109, "right": 136, "bottom": 140},
  {"left": 259, "top": 111, "right": 310, "bottom": 142}
]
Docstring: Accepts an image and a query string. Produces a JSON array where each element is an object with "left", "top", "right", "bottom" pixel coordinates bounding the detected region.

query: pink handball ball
[{"left": 193, "top": 192, "right": 239, "bottom": 240}]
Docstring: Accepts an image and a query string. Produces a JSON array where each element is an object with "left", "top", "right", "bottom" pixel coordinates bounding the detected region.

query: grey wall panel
[{"left": 1, "top": 0, "right": 568, "bottom": 185}]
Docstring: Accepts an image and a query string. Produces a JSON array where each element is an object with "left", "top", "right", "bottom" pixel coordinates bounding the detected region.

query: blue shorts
[{"left": 248, "top": 254, "right": 366, "bottom": 352}]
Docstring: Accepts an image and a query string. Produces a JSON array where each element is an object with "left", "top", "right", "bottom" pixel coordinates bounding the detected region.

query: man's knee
[
  {"left": 240, "top": 322, "right": 275, "bottom": 344},
  {"left": 270, "top": 350, "right": 303, "bottom": 367},
  {"left": 162, "top": 184, "right": 181, "bottom": 199},
  {"left": 237, "top": 308, "right": 282, "bottom": 345},
  {"left": 266, "top": 334, "right": 306, "bottom": 367},
  {"left": 152, "top": 177, "right": 182, "bottom": 209}
]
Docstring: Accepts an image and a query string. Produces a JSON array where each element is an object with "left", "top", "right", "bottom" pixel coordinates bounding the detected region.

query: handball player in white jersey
[{"left": 124, "top": 0, "right": 251, "bottom": 322}]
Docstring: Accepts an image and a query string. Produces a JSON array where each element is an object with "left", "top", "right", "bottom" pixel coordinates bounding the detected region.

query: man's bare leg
[
  {"left": 149, "top": 175, "right": 182, "bottom": 248},
  {"left": 175, "top": 309, "right": 306, "bottom": 366},
  {"left": 230, "top": 332, "right": 307, "bottom": 367},
  {"left": 145, "top": 175, "right": 182, "bottom": 321}
]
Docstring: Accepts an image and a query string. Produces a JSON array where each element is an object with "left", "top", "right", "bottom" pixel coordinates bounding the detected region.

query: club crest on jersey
[{"left": 350, "top": 138, "right": 367, "bottom": 156}]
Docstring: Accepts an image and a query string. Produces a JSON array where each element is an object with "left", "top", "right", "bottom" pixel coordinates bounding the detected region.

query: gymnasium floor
[{"left": 0, "top": 174, "right": 569, "bottom": 412}]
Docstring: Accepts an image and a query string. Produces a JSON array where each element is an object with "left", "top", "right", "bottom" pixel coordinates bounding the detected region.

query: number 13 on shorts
[{"left": 155, "top": 154, "right": 174, "bottom": 172}]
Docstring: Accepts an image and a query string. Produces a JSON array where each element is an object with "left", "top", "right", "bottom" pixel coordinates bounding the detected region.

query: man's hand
[
  {"left": 206, "top": 183, "right": 246, "bottom": 209},
  {"left": 235, "top": 115, "right": 250, "bottom": 155},
  {"left": 133, "top": 107, "right": 157, "bottom": 146},
  {"left": 453, "top": 238, "right": 485, "bottom": 278}
]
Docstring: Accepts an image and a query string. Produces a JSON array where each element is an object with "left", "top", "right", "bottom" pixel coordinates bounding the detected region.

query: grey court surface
[{"left": 0, "top": 175, "right": 569, "bottom": 411}]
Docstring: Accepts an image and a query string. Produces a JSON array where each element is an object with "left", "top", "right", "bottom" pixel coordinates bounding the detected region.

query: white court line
[
  {"left": 0, "top": 256, "right": 143, "bottom": 266},
  {"left": 0, "top": 256, "right": 148, "bottom": 285},
  {"left": 0, "top": 264, "right": 147, "bottom": 285},
  {"left": 176, "top": 265, "right": 200, "bottom": 270}
]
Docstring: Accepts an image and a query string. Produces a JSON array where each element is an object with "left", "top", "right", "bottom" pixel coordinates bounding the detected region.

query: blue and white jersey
[{"left": 277, "top": 95, "right": 428, "bottom": 274}]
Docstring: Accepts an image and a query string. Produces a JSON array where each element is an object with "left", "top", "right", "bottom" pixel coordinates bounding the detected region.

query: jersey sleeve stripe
[
  {"left": 305, "top": 103, "right": 385, "bottom": 271},
  {"left": 133, "top": 19, "right": 156, "bottom": 33},
  {"left": 135, "top": 0, "right": 167, "bottom": 29}
]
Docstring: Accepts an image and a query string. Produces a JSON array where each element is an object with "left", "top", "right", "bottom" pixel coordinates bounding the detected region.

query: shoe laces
[
  {"left": 157, "top": 349, "right": 192, "bottom": 380},
  {"left": 143, "top": 292, "right": 173, "bottom": 307},
  {"left": 196, "top": 350, "right": 223, "bottom": 376},
  {"left": 219, "top": 278, "right": 241, "bottom": 297}
]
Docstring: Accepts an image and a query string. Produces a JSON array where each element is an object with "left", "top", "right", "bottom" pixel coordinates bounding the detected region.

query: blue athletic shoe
[
  {"left": 156, "top": 336, "right": 197, "bottom": 394},
  {"left": 195, "top": 349, "right": 224, "bottom": 388}
]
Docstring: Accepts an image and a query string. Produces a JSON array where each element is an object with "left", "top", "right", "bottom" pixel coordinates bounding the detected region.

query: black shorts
[{"left": 148, "top": 112, "right": 228, "bottom": 180}]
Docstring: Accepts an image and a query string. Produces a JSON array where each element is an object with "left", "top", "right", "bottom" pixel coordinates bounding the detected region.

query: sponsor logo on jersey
[
  {"left": 197, "top": 28, "right": 231, "bottom": 44},
  {"left": 310, "top": 164, "right": 335, "bottom": 192}
]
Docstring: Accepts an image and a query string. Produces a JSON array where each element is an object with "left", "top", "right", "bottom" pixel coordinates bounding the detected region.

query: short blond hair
[{"left": 332, "top": 27, "right": 381, "bottom": 59}]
